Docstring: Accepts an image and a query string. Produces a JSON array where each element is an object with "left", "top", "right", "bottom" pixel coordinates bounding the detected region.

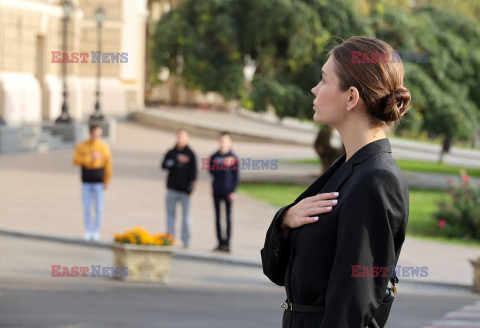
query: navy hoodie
[{"left": 209, "top": 150, "right": 240, "bottom": 196}]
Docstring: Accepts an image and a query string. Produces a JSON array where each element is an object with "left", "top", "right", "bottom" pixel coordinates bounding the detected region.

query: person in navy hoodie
[{"left": 209, "top": 132, "right": 240, "bottom": 253}]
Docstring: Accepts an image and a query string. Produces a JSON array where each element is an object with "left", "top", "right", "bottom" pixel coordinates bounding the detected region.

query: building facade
[{"left": 0, "top": 0, "right": 148, "bottom": 124}]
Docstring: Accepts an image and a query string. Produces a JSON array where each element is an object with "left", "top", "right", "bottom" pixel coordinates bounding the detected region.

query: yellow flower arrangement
[{"left": 113, "top": 226, "right": 176, "bottom": 246}]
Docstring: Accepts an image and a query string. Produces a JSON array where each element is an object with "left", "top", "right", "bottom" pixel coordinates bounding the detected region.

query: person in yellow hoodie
[{"left": 73, "top": 124, "right": 113, "bottom": 241}]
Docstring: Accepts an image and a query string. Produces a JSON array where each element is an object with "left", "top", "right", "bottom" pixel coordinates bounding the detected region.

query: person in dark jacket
[
  {"left": 209, "top": 132, "right": 239, "bottom": 253},
  {"left": 161, "top": 129, "right": 197, "bottom": 248},
  {"left": 261, "top": 36, "right": 411, "bottom": 328}
]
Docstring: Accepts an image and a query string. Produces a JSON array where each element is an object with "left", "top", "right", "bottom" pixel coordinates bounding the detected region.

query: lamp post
[
  {"left": 55, "top": 0, "right": 74, "bottom": 124},
  {"left": 89, "top": 7, "right": 106, "bottom": 122}
]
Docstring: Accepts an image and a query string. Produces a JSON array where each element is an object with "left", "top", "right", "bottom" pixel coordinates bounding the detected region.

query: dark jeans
[{"left": 213, "top": 193, "right": 232, "bottom": 247}]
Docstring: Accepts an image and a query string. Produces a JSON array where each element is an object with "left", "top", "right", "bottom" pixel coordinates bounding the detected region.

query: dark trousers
[{"left": 213, "top": 194, "right": 232, "bottom": 246}]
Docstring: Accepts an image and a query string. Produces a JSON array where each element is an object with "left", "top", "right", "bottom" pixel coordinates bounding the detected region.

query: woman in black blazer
[{"left": 261, "top": 36, "right": 411, "bottom": 328}]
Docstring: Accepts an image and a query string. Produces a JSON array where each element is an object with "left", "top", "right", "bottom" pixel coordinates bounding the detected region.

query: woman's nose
[{"left": 311, "top": 83, "right": 319, "bottom": 95}]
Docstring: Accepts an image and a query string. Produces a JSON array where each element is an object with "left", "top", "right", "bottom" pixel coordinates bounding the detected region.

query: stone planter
[
  {"left": 110, "top": 242, "right": 176, "bottom": 284},
  {"left": 470, "top": 257, "right": 480, "bottom": 293}
]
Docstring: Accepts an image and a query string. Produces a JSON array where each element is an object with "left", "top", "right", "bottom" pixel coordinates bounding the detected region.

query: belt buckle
[{"left": 281, "top": 301, "right": 293, "bottom": 311}]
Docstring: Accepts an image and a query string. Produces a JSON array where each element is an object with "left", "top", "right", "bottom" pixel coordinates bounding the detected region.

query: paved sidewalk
[
  {"left": 3, "top": 234, "right": 478, "bottom": 328},
  {"left": 0, "top": 120, "right": 317, "bottom": 260},
  {"left": 0, "top": 120, "right": 479, "bottom": 288},
  {"left": 423, "top": 300, "right": 480, "bottom": 328}
]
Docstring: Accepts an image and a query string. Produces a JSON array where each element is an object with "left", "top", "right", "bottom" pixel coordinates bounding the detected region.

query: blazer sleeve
[
  {"left": 261, "top": 202, "right": 297, "bottom": 286},
  {"left": 319, "top": 169, "right": 405, "bottom": 328}
]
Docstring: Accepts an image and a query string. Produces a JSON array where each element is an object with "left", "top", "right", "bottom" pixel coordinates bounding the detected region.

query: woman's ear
[{"left": 346, "top": 87, "right": 360, "bottom": 111}]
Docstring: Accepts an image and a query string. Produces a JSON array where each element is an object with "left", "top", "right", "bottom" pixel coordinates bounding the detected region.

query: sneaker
[
  {"left": 92, "top": 231, "right": 100, "bottom": 241},
  {"left": 212, "top": 245, "right": 222, "bottom": 252},
  {"left": 83, "top": 232, "right": 92, "bottom": 241}
]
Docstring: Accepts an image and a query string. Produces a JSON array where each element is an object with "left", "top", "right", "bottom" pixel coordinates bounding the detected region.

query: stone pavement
[
  {"left": 0, "top": 234, "right": 274, "bottom": 293},
  {"left": 423, "top": 300, "right": 480, "bottom": 328},
  {"left": 2, "top": 234, "right": 478, "bottom": 328},
  {"left": 0, "top": 120, "right": 317, "bottom": 260},
  {"left": 0, "top": 119, "right": 480, "bottom": 288},
  {"left": 0, "top": 234, "right": 285, "bottom": 328}
]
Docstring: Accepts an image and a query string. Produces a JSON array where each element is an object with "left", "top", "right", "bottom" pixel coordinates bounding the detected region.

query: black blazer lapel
[
  {"left": 319, "top": 159, "right": 353, "bottom": 195},
  {"left": 320, "top": 138, "right": 393, "bottom": 195},
  {"left": 294, "top": 138, "right": 393, "bottom": 202},
  {"left": 294, "top": 153, "right": 347, "bottom": 203}
]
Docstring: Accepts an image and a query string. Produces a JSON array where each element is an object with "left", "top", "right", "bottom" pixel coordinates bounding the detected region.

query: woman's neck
[{"left": 337, "top": 124, "right": 386, "bottom": 163}]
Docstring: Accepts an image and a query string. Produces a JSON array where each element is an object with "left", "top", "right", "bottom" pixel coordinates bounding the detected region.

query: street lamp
[
  {"left": 55, "top": 0, "right": 74, "bottom": 123},
  {"left": 89, "top": 7, "right": 106, "bottom": 122}
]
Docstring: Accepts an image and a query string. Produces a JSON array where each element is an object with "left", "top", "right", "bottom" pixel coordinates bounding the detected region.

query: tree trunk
[
  {"left": 314, "top": 126, "right": 345, "bottom": 174},
  {"left": 438, "top": 135, "right": 452, "bottom": 164}
]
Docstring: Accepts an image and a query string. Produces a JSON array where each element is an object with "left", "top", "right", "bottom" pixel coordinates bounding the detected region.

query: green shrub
[{"left": 434, "top": 171, "right": 480, "bottom": 240}]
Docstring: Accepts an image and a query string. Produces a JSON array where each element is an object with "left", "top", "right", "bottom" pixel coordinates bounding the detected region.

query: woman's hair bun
[
  {"left": 330, "top": 36, "right": 413, "bottom": 127},
  {"left": 383, "top": 86, "right": 411, "bottom": 122}
]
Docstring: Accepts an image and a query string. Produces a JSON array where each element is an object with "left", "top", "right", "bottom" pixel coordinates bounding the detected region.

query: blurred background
[{"left": 0, "top": 0, "right": 480, "bottom": 327}]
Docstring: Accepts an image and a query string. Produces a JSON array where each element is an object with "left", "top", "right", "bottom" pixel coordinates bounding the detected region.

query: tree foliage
[
  {"left": 151, "top": 0, "right": 480, "bottom": 142},
  {"left": 372, "top": 5, "right": 480, "bottom": 139},
  {"left": 152, "top": 0, "right": 243, "bottom": 99}
]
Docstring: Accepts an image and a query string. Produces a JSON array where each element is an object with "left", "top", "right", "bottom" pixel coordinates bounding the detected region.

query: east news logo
[{"left": 51, "top": 51, "right": 128, "bottom": 63}]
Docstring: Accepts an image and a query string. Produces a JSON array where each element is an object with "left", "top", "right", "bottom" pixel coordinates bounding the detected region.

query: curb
[
  {"left": 398, "top": 277, "right": 472, "bottom": 293},
  {"left": 0, "top": 227, "right": 261, "bottom": 268},
  {"left": 0, "top": 227, "right": 474, "bottom": 292}
]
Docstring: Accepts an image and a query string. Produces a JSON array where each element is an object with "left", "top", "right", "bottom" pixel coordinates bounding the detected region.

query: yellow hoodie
[{"left": 73, "top": 139, "right": 113, "bottom": 184}]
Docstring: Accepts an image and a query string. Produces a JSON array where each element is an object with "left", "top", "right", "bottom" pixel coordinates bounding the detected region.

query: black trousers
[{"left": 213, "top": 194, "right": 232, "bottom": 246}]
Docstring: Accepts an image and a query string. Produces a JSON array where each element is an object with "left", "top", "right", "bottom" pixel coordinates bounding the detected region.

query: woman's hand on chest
[{"left": 280, "top": 192, "right": 340, "bottom": 238}]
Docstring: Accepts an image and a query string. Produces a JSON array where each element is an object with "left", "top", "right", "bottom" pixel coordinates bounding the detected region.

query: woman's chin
[{"left": 313, "top": 112, "right": 331, "bottom": 125}]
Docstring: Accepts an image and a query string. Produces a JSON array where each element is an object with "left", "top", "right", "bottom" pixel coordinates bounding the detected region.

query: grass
[
  {"left": 406, "top": 188, "right": 448, "bottom": 236},
  {"left": 238, "top": 182, "right": 480, "bottom": 247},
  {"left": 284, "top": 158, "right": 480, "bottom": 178},
  {"left": 389, "top": 133, "right": 479, "bottom": 151},
  {"left": 396, "top": 160, "right": 480, "bottom": 176},
  {"left": 237, "top": 182, "right": 305, "bottom": 208}
]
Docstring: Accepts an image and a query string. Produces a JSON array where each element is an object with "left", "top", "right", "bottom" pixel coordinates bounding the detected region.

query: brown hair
[
  {"left": 89, "top": 124, "right": 101, "bottom": 133},
  {"left": 219, "top": 131, "right": 231, "bottom": 138},
  {"left": 328, "top": 36, "right": 411, "bottom": 129}
]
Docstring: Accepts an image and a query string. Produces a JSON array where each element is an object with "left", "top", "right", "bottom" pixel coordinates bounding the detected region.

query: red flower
[
  {"left": 462, "top": 174, "right": 470, "bottom": 183},
  {"left": 438, "top": 219, "right": 446, "bottom": 228}
]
